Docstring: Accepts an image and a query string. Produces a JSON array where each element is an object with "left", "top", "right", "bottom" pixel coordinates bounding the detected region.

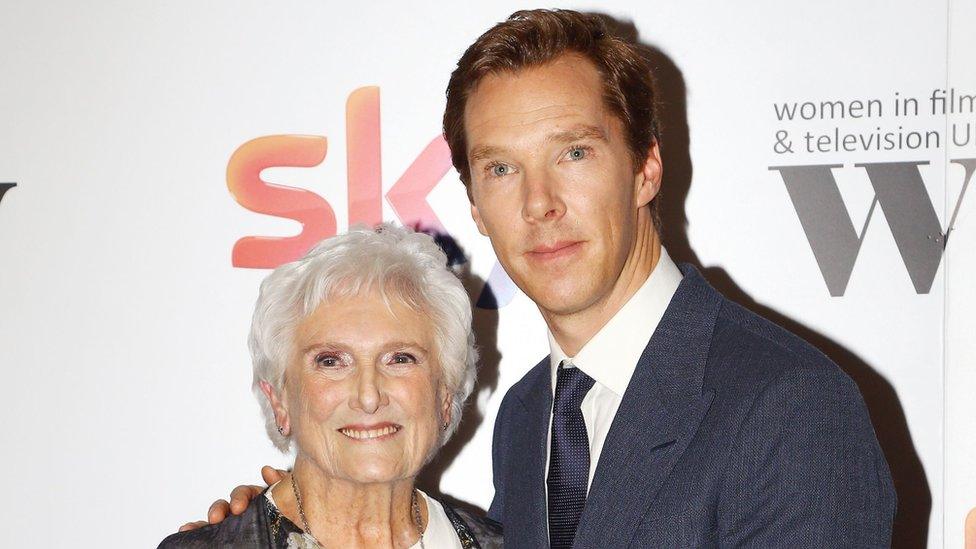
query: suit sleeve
[
  {"left": 718, "top": 365, "right": 897, "bottom": 548},
  {"left": 487, "top": 388, "right": 517, "bottom": 524}
]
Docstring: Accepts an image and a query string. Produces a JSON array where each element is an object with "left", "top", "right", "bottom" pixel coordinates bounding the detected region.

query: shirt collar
[{"left": 548, "top": 247, "right": 683, "bottom": 396}]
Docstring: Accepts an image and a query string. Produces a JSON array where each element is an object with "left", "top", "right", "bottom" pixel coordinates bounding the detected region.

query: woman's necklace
[
  {"left": 290, "top": 474, "right": 426, "bottom": 549},
  {"left": 410, "top": 489, "right": 427, "bottom": 549}
]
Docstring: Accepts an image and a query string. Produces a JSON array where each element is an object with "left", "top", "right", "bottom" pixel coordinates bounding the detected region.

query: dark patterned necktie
[{"left": 547, "top": 362, "right": 596, "bottom": 549}]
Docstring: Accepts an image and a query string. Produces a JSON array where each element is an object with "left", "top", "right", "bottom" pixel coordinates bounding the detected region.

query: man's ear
[
  {"left": 259, "top": 380, "right": 290, "bottom": 436},
  {"left": 470, "top": 202, "right": 489, "bottom": 236},
  {"left": 635, "top": 140, "right": 663, "bottom": 208}
]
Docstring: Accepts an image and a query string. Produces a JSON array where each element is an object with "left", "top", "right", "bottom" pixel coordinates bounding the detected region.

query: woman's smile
[{"left": 338, "top": 422, "right": 403, "bottom": 441}]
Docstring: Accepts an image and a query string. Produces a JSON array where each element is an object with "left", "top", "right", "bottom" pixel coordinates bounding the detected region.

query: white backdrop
[{"left": 1, "top": 1, "right": 972, "bottom": 547}]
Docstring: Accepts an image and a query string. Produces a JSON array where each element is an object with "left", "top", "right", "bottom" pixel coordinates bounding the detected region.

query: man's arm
[
  {"left": 177, "top": 466, "right": 285, "bottom": 532},
  {"left": 718, "top": 365, "right": 896, "bottom": 547}
]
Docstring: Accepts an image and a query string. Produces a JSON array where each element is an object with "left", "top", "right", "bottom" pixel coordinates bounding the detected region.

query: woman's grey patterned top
[{"left": 158, "top": 491, "right": 502, "bottom": 548}]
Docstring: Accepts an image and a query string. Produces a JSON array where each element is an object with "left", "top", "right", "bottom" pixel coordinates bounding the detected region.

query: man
[{"left": 198, "top": 9, "right": 896, "bottom": 547}]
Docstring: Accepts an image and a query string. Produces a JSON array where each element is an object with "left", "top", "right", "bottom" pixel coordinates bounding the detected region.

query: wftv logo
[
  {"left": 770, "top": 159, "right": 974, "bottom": 296},
  {"left": 227, "top": 86, "right": 516, "bottom": 308}
]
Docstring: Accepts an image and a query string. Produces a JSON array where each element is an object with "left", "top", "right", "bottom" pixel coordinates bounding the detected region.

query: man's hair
[
  {"left": 443, "top": 9, "right": 661, "bottom": 194},
  {"left": 249, "top": 224, "right": 477, "bottom": 452}
]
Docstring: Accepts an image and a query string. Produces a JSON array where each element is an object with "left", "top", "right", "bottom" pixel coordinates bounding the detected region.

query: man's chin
[{"left": 527, "top": 284, "right": 596, "bottom": 317}]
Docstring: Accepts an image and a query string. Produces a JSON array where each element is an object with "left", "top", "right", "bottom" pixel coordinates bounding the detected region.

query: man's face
[{"left": 464, "top": 54, "right": 662, "bottom": 319}]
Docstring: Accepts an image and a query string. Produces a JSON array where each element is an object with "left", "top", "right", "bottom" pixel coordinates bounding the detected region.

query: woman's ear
[
  {"left": 439, "top": 385, "right": 454, "bottom": 432},
  {"left": 259, "top": 380, "right": 290, "bottom": 436}
]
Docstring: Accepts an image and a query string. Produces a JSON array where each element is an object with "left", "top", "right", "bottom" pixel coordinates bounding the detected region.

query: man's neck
[{"left": 543, "top": 222, "right": 661, "bottom": 357}]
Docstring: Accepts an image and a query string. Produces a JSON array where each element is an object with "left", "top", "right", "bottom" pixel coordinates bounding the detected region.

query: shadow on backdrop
[
  {"left": 601, "top": 14, "right": 930, "bottom": 548},
  {"left": 416, "top": 230, "right": 501, "bottom": 517}
]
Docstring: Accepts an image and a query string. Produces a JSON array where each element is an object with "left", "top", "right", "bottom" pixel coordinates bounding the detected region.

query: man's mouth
[
  {"left": 527, "top": 240, "right": 584, "bottom": 259},
  {"left": 337, "top": 423, "right": 402, "bottom": 440}
]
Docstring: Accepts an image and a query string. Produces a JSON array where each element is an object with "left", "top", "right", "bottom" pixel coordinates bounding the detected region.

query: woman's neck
[{"left": 271, "top": 458, "right": 425, "bottom": 548}]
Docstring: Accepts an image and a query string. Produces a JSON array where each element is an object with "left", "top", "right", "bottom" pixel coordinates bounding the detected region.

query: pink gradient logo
[
  {"left": 227, "top": 86, "right": 451, "bottom": 269},
  {"left": 227, "top": 86, "right": 517, "bottom": 308}
]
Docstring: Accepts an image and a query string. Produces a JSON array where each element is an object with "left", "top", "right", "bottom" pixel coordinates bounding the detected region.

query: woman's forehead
[{"left": 295, "top": 292, "right": 434, "bottom": 351}]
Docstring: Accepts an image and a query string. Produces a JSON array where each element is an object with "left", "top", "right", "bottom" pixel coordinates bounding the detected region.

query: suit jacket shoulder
[
  {"left": 684, "top": 271, "right": 895, "bottom": 547},
  {"left": 708, "top": 296, "right": 856, "bottom": 391}
]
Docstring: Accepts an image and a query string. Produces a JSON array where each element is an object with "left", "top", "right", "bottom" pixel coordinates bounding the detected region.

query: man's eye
[
  {"left": 566, "top": 146, "right": 589, "bottom": 160},
  {"left": 489, "top": 163, "right": 512, "bottom": 177}
]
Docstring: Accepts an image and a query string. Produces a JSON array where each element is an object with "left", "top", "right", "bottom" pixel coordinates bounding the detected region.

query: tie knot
[{"left": 553, "top": 363, "right": 595, "bottom": 411}]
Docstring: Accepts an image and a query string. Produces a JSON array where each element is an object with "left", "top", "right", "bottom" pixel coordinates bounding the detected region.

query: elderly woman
[{"left": 160, "top": 225, "right": 501, "bottom": 548}]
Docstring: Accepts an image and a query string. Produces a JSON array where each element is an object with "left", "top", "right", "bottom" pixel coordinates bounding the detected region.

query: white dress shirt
[{"left": 545, "top": 247, "right": 683, "bottom": 491}]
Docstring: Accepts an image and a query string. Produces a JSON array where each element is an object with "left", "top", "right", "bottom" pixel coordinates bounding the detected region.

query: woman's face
[{"left": 273, "top": 292, "right": 450, "bottom": 484}]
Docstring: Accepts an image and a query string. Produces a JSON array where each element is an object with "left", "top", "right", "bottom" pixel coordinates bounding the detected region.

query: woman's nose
[{"left": 350, "top": 368, "right": 389, "bottom": 414}]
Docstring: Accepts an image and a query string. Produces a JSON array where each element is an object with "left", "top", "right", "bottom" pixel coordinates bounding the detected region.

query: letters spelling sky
[{"left": 226, "top": 87, "right": 517, "bottom": 309}]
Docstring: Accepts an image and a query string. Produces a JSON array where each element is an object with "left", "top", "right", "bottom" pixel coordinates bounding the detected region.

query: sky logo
[{"left": 227, "top": 86, "right": 516, "bottom": 308}]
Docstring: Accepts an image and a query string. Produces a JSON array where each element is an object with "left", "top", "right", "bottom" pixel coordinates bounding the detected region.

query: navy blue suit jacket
[{"left": 488, "top": 266, "right": 896, "bottom": 548}]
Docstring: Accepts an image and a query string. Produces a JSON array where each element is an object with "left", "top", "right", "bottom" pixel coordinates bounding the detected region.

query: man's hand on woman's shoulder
[{"left": 177, "top": 466, "right": 286, "bottom": 532}]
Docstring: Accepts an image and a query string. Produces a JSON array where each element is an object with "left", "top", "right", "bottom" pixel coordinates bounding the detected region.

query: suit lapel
[
  {"left": 504, "top": 358, "right": 553, "bottom": 548},
  {"left": 573, "top": 266, "right": 723, "bottom": 548}
]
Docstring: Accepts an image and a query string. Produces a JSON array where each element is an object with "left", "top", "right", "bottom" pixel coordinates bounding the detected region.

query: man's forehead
[
  {"left": 465, "top": 58, "right": 603, "bottom": 117},
  {"left": 467, "top": 103, "right": 598, "bottom": 135},
  {"left": 463, "top": 61, "right": 612, "bottom": 154}
]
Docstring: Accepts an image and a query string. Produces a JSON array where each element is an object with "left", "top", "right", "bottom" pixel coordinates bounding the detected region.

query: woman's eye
[
  {"left": 566, "top": 146, "right": 589, "bottom": 160},
  {"left": 391, "top": 352, "right": 418, "bottom": 365},
  {"left": 314, "top": 354, "right": 341, "bottom": 368}
]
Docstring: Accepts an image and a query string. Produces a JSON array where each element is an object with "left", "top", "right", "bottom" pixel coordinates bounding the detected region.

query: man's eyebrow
[
  {"left": 467, "top": 125, "right": 607, "bottom": 163},
  {"left": 547, "top": 125, "right": 607, "bottom": 144},
  {"left": 468, "top": 144, "right": 507, "bottom": 163}
]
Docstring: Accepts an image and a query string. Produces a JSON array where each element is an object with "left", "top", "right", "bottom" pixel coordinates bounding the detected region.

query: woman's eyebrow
[
  {"left": 385, "top": 340, "right": 429, "bottom": 352},
  {"left": 299, "top": 341, "right": 347, "bottom": 354},
  {"left": 299, "top": 340, "right": 429, "bottom": 354}
]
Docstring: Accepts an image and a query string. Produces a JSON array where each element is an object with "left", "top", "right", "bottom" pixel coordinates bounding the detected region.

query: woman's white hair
[{"left": 249, "top": 224, "right": 477, "bottom": 452}]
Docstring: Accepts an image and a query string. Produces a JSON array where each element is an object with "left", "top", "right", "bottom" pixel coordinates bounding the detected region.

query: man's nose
[
  {"left": 350, "top": 367, "right": 389, "bottom": 414},
  {"left": 521, "top": 168, "right": 565, "bottom": 223}
]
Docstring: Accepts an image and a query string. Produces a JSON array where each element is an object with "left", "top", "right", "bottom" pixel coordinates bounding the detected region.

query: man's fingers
[
  {"left": 177, "top": 472, "right": 282, "bottom": 533},
  {"left": 261, "top": 465, "right": 287, "bottom": 485},
  {"left": 261, "top": 465, "right": 285, "bottom": 485},
  {"left": 207, "top": 499, "right": 231, "bottom": 524},
  {"left": 229, "top": 485, "right": 264, "bottom": 514}
]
